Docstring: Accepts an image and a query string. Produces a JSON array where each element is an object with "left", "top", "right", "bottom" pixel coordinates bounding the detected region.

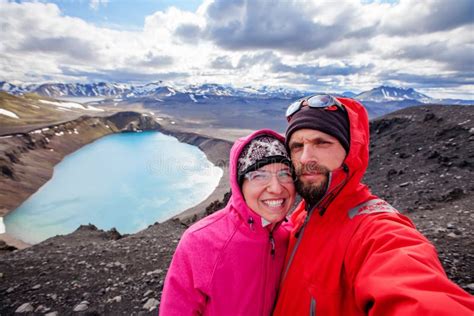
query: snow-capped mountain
[
  {"left": 342, "top": 91, "right": 357, "bottom": 98},
  {"left": 125, "top": 82, "right": 177, "bottom": 98},
  {"left": 0, "top": 81, "right": 31, "bottom": 95},
  {"left": 356, "top": 86, "right": 432, "bottom": 103},
  {"left": 181, "top": 84, "right": 306, "bottom": 100},
  {"left": 34, "top": 82, "right": 130, "bottom": 97},
  {"left": 0, "top": 81, "right": 471, "bottom": 107},
  {"left": 184, "top": 83, "right": 236, "bottom": 96},
  {"left": 254, "top": 86, "right": 305, "bottom": 99},
  {"left": 0, "top": 81, "right": 131, "bottom": 97}
]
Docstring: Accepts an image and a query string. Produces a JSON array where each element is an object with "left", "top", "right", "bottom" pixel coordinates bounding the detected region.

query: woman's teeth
[{"left": 264, "top": 199, "right": 284, "bottom": 207}]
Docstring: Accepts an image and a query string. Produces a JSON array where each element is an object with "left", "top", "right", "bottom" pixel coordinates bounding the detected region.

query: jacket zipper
[
  {"left": 310, "top": 297, "right": 316, "bottom": 316},
  {"left": 281, "top": 209, "right": 313, "bottom": 281},
  {"left": 269, "top": 230, "right": 275, "bottom": 258},
  {"left": 261, "top": 229, "right": 275, "bottom": 315},
  {"left": 282, "top": 166, "right": 350, "bottom": 280}
]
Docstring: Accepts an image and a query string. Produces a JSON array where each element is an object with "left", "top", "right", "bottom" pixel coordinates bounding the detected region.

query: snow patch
[
  {"left": 39, "top": 100, "right": 103, "bottom": 112},
  {"left": 39, "top": 100, "right": 86, "bottom": 110},
  {"left": 0, "top": 217, "right": 4, "bottom": 234},
  {"left": 85, "top": 105, "right": 104, "bottom": 112},
  {"left": 189, "top": 94, "right": 198, "bottom": 103},
  {"left": 0, "top": 108, "right": 20, "bottom": 119}
]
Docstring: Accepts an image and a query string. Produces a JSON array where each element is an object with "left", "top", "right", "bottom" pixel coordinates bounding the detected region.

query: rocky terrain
[
  {"left": 0, "top": 104, "right": 473, "bottom": 315},
  {"left": 364, "top": 104, "right": 474, "bottom": 294}
]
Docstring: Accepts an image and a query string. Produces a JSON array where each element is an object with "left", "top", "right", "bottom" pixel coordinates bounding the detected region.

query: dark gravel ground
[
  {"left": 0, "top": 222, "right": 187, "bottom": 315},
  {"left": 0, "top": 104, "right": 473, "bottom": 315},
  {"left": 364, "top": 104, "right": 474, "bottom": 293}
]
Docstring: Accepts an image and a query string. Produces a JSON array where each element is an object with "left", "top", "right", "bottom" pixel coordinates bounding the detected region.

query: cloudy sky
[{"left": 1, "top": 0, "right": 473, "bottom": 99}]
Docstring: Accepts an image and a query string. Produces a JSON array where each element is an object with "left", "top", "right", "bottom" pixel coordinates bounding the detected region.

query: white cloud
[
  {"left": 89, "top": 0, "right": 109, "bottom": 11},
  {"left": 0, "top": 0, "right": 472, "bottom": 99}
]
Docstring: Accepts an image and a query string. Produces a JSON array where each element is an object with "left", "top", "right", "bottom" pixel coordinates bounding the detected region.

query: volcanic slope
[{"left": 364, "top": 104, "right": 473, "bottom": 292}]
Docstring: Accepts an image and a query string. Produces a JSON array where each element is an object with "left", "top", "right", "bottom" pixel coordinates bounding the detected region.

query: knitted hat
[
  {"left": 285, "top": 105, "right": 350, "bottom": 153},
  {"left": 237, "top": 135, "right": 291, "bottom": 184}
]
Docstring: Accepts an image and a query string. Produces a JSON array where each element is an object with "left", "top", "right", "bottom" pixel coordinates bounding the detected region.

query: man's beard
[{"left": 295, "top": 163, "right": 330, "bottom": 208}]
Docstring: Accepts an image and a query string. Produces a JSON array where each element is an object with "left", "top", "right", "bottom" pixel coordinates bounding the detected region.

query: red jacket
[{"left": 273, "top": 98, "right": 474, "bottom": 315}]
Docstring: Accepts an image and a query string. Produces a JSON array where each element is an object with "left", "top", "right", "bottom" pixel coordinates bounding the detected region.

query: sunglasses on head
[{"left": 285, "top": 94, "right": 345, "bottom": 122}]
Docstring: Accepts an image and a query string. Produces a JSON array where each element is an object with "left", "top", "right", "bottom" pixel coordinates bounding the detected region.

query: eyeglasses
[
  {"left": 286, "top": 94, "right": 345, "bottom": 122},
  {"left": 244, "top": 169, "right": 294, "bottom": 185}
]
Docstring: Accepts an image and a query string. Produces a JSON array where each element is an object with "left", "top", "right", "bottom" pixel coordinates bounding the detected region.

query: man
[{"left": 273, "top": 95, "right": 473, "bottom": 315}]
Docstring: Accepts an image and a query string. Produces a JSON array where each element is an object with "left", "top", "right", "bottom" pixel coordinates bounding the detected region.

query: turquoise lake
[{"left": 4, "top": 131, "right": 223, "bottom": 244}]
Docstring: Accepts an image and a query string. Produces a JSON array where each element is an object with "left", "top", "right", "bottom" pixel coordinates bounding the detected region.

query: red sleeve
[{"left": 346, "top": 214, "right": 474, "bottom": 315}]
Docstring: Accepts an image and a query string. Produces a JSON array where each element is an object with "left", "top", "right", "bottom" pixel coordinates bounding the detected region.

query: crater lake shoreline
[{"left": 0, "top": 111, "right": 233, "bottom": 248}]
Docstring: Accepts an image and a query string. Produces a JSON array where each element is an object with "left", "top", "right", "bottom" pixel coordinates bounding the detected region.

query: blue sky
[
  {"left": 1, "top": 0, "right": 473, "bottom": 99},
  {"left": 41, "top": 0, "right": 204, "bottom": 30}
]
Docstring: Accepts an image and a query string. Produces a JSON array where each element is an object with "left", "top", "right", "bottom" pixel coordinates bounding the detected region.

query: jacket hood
[
  {"left": 302, "top": 97, "right": 374, "bottom": 216},
  {"left": 327, "top": 97, "right": 374, "bottom": 213},
  {"left": 340, "top": 98, "right": 370, "bottom": 188},
  {"left": 227, "top": 129, "right": 287, "bottom": 228}
]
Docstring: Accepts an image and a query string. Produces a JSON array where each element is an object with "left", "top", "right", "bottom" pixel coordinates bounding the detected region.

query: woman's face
[{"left": 242, "top": 163, "right": 296, "bottom": 224}]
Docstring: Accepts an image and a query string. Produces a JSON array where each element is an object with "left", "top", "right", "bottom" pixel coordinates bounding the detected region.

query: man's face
[{"left": 288, "top": 129, "right": 346, "bottom": 204}]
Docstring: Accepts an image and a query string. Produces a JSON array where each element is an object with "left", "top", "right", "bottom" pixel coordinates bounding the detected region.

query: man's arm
[{"left": 346, "top": 214, "right": 474, "bottom": 315}]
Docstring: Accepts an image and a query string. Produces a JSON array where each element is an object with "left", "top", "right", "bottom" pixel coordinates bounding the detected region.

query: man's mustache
[{"left": 294, "top": 162, "right": 329, "bottom": 176}]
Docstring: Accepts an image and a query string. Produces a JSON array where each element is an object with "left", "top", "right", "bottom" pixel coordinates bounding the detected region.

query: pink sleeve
[{"left": 160, "top": 232, "right": 208, "bottom": 315}]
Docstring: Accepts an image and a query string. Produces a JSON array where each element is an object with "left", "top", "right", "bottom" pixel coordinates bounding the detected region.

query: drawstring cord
[{"left": 247, "top": 217, "right": 254, "bottom": 230}]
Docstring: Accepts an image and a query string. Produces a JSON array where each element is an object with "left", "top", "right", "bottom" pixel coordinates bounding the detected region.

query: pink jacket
[{"left": 160, "top": 129, "right": 290, "bottom": 316}]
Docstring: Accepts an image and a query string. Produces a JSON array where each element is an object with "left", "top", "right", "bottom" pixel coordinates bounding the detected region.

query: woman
[{"left": 160, "top": 129, "right": 296, "bottom": 315}]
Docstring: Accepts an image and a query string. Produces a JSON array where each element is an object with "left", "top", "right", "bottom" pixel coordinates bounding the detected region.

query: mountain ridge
[{"left": 1, "top": 81, "right": 472, "bottom": 105}]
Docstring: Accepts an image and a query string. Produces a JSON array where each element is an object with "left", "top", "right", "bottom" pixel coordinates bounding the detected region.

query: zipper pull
[
  {"left": 248, "top": 217, "right": 254, "bottom": 231},
  {"left": 269, "top": 231, "right": 275, "bottom": 258}
]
